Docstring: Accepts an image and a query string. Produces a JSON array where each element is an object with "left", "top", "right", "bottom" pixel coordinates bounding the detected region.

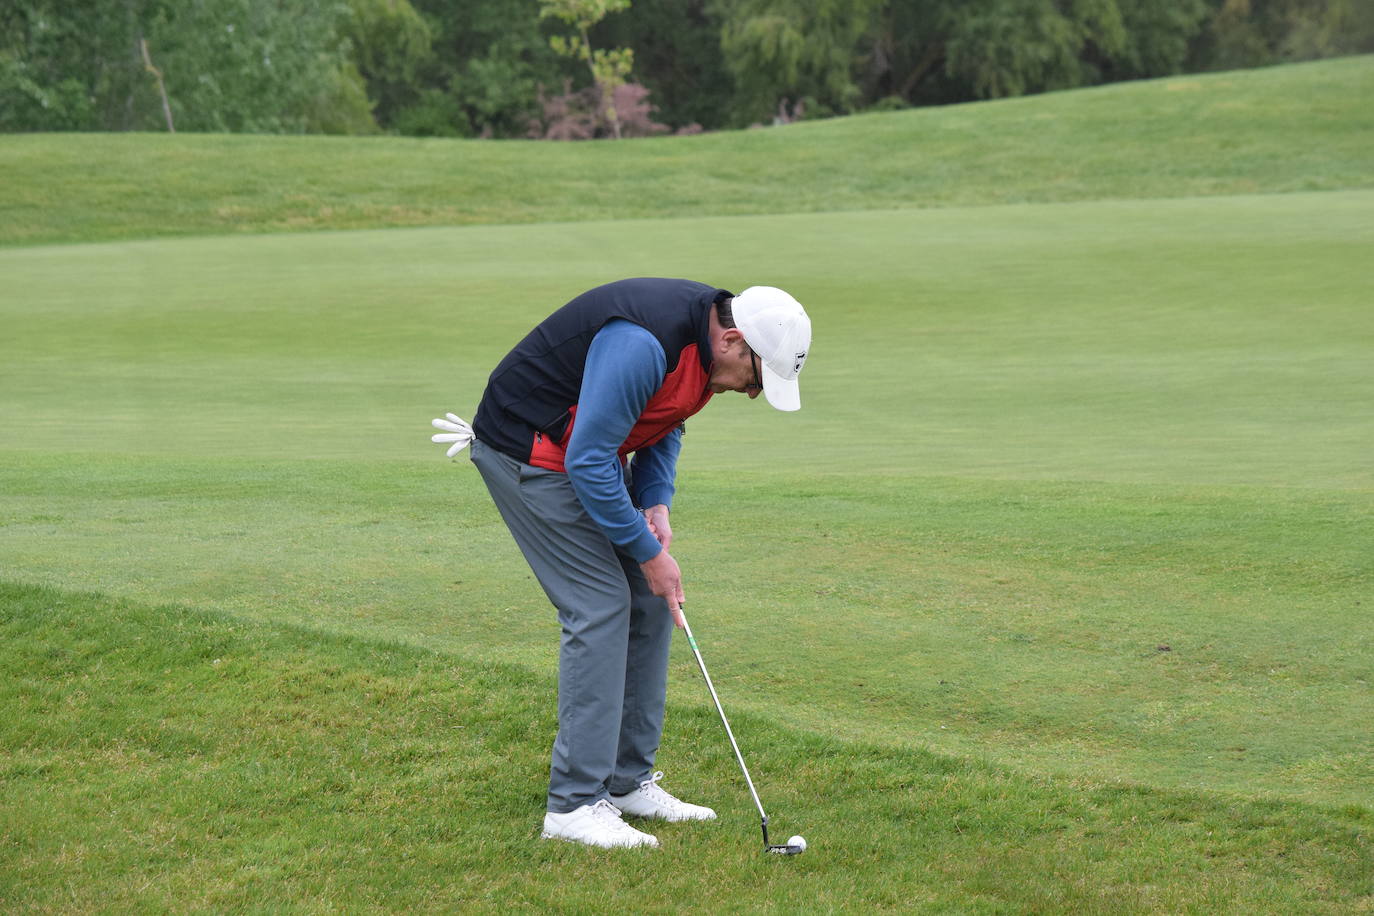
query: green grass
[
  {"left": 4, "top": 193, "right": 1371, "bottom": 487},
  {"left": 0, "top": 56, "right": 1370, "bottom": 246},
  {"left": 3, "top": 582, "right": 1370, "bottom": 913},
  {"left": 3, "top": 58, "right": 1374, "bottom": 911}
]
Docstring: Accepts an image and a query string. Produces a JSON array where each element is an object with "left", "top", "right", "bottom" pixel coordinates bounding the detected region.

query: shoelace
[
  {"left": 636, "top": 771, "right": 690, "bottom": 812},
  {"left": 588, "top": 798, "right": 636, "bottom": 833}
]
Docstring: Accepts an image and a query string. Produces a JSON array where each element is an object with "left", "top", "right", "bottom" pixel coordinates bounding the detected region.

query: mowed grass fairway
[{"left": 3, "top": 59, "right": 1373, "bottom": 911}]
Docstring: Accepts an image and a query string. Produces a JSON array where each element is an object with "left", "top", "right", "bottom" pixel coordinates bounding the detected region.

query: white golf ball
[{"left": 788, "top": 835, "right": 807, "bottom": 851}]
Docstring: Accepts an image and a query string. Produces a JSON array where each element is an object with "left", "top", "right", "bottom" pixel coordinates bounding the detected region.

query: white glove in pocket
[{"left": 431, "top": 412, "right": 475, "bottom": 458}]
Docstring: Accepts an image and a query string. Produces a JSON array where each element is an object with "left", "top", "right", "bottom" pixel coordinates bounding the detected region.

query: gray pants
[{"left": 470, "top": 439, "right": 674, "bottom": 813}]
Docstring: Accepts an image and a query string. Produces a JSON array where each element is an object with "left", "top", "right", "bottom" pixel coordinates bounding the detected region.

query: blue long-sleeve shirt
[{"left": 564, "top": 320, "right": 684, "bottom": 564}]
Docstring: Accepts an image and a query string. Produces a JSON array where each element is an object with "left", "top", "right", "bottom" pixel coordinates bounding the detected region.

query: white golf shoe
[
  {"left": 610, "top": 771, "right": 717, "bottom": 822},
  {"left": 541, "top": 799, "right": 659, "bottom": 849}
]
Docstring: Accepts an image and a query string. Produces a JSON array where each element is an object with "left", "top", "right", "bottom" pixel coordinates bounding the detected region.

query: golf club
[{"left": 680, "top": 609, "right": 806, "bottom": 856}]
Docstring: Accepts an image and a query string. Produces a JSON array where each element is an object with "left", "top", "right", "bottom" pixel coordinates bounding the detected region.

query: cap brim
[{"left": 760, "top": 364, "right": 801, "bottom": 412}]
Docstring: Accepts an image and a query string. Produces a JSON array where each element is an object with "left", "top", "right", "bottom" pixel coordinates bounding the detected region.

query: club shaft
[{"left": 681, "top": 617, "right": 769, "bottom": 827}]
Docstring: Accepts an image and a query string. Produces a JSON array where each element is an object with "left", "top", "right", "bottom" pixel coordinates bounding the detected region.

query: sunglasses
[{"left": 748, "top": 349, "right": 763, "bottom": 393}]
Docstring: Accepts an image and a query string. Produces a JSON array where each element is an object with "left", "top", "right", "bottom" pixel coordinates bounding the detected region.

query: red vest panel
[{"left": 528, "top": 343, "right": 715, "bottom": 472}]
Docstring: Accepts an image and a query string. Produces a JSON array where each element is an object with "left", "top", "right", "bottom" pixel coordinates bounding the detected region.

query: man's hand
[
  {"left": 640, "top": 548, "right": 686, "bottom": 629},
  {"left": 643, "top": 504, "right": 672, "bottom": 551}
]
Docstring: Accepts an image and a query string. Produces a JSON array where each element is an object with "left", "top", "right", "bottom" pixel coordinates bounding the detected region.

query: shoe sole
[
  {"left": 607, "top": 807, "right": 718, "bottom": 823},
  {"left": 540, "top": 830, "right": 659, "bottom": 849}
]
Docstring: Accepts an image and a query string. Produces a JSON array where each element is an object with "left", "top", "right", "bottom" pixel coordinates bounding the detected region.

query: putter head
[{"left": 767, "top": 843, "right": 804, "bottom": 855}]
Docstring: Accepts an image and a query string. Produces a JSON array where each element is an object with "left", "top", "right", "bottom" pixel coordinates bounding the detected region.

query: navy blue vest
[{"left": 473, "top": 278, "right": 731, "bottom": 469}]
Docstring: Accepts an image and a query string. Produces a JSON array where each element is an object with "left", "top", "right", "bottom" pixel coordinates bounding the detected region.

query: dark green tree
[
  {"left": 942, "top": 0, "right": 1127, "bottom": 99},
  {"left": 713, "top": 0, "right": 1128, "bottom": 121},
  {"left": 401, "top": 0, "right": 566, "bottom": 137},
  {"left": 342, "top": 0, "right": 434, "bottom": 130},
  {"left": 1107, "top": 0, "right": 1211, "bottom": 79},
  {"left": 1, "top": 0, "right": 139, "bottom": 130},
  {"left": 711, "top": 0, "right": 883, "bottom": 123},
  {"left": 860, "top": 0, "right": 955, "bottom": 107},
  {"left": 1191, "top": 0, "right": 1374, "bottom": 70},
  {"left": 143, "top": 0, "right": 373, "bottom": 133},
  {"left": 593, "top": 0, "right": 733, "bottom": 130},
  {"left": 4, "top": 0, "right": 1367, "bottom": 136},
  {"left": 1, "top": 0, "right": 373, "bottom": 133}
]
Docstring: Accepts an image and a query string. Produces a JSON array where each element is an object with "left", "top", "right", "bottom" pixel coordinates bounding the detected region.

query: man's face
[{"left": 708, "top": 331, "right": 763, "bottom": 399}]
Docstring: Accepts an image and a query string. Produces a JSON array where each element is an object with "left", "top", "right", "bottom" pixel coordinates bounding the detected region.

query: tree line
[{"left": 3, "top": 0, "right": 1371, "bottom": 138}]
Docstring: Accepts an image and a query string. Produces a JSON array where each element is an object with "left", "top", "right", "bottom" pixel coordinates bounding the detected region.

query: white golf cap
[{"left": 732, "top": 286, "right": 811, "bottom": 412}]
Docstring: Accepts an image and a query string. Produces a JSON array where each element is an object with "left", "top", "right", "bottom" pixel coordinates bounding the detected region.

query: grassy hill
[
  {"left": 3, "top": 582, "right": 1369, "bottom": 912},
  {"left": 1, "top": 56, "right": 1371, "bottom": 247},
  {"left": 3, "top": 58, "right": 1373, "bottom": 911}
]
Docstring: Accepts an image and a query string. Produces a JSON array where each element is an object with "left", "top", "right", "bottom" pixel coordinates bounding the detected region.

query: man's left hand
[{"left": 644, "top": 504, "right": 672, "bottom": 551}]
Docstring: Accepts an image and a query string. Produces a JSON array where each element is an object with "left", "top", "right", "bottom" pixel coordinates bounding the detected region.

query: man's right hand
[{"left": 640, "top": 548, "right": 686, "bottom": 629}]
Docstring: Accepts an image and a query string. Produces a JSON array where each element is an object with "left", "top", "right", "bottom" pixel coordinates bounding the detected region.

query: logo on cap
[{"left": 793, "top": 351, "right": 808, "bottom": 374}]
